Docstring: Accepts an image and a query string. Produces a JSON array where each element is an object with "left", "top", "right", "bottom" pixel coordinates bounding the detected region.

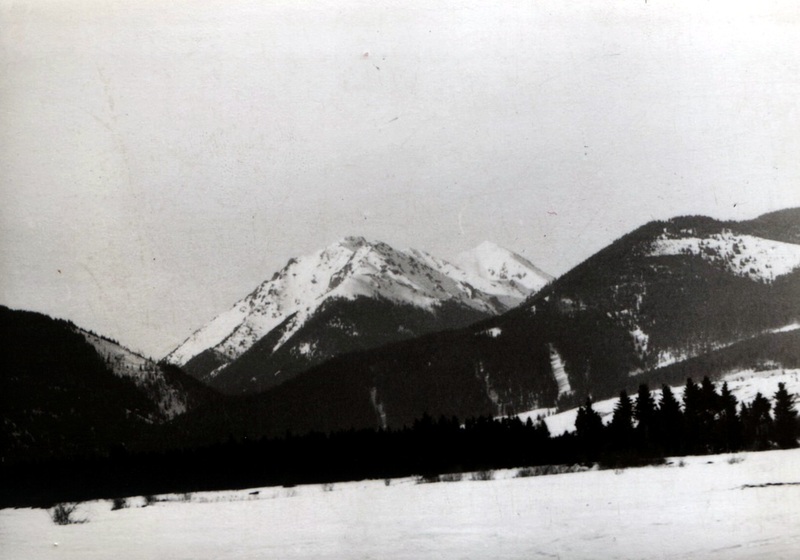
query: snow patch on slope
[
  {"left": 630, "top": 326, "right": 649, "bottom": 356},
  {"left": 549, "top": 344, "right": 573, "bottom": 397},
  {"left": 649, "top": 231, "right": 800, "bottom": 282},
  {"left": 770, "top": 322, "right": 800, "bottom": 334},
  {"left": 652, "top": 321, "right": 800, "bottom": 371},
  {"left": 654, "top": 348, "right": 691, "bottom": 370},
  {"left": 370, "top": 387, "right": 388, "bottom": 430},
  {"left": 296, "top": 342, "right": 315, "bottom": 357},
  {"left": 476, "top": 361, "right": 504, "bottom": 412}
]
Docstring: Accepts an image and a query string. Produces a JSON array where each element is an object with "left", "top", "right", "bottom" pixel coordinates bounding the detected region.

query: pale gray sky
[{"left": 2, "top": 0, "right": 799, "bottom": 358}]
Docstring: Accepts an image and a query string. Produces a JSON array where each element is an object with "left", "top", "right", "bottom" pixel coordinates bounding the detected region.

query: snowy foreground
[{"left": 3, "top": 449, "right": 800, "bottom": 560}]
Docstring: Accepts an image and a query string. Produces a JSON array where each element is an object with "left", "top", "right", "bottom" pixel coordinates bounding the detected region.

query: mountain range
[
  {"left": 174, "top": 208, "right": 800, "bottom": 439},
  {"left": 165, "top": 237, "right": 552, "bottom": 394},
  {"left": 2, "top": 208, "right": 799, "bottom": 461}
]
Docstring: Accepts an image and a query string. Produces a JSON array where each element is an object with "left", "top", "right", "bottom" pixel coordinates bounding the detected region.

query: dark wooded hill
[{"left": 0, "top": 306, "right": 216, "bottom": 464}]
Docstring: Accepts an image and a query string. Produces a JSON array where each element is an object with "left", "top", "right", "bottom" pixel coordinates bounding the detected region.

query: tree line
[
  {"left": 576, "top": 378, "right": 798, "bottom": 466},
  {"left": 1, "top": 377, "right": 796, "bottom": 509}
]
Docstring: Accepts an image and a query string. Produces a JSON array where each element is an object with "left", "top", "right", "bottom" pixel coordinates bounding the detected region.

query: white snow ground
[{"left": 2, "top": 448, "right": 800, "bottom": 559}]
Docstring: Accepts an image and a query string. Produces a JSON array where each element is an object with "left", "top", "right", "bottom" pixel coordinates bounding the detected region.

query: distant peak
[
  {"left": 460, "top": 241, "right": 522, "bottom": 263},
  {"left": 454, "top": 240, "right": 554, "bottom": 290},
  {"left": 474, "top": 240, "right": 507, "bottom": 254}
]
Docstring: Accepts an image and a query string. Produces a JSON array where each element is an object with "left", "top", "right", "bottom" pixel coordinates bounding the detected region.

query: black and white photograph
[{"left": 2, "top": 1, "right": 800, "bottom": 558}]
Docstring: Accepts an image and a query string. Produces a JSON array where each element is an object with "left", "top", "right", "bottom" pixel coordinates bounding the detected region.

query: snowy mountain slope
[
  {"left": 409, "top": 242, "right": 552, "bottom": 309},
  {"left": 78, "top": 330, "right": 192, "bottom": 419},
  {"left": 199, "top": 296, "right": 492, "bottom": 395},
  {"left": 648, "top": 230, "right": 800, "bottom": 282},
  {"left": 165, "top": 237, "right": 550, "bottom": 393},
  {"left": 519, "top": 211, "right": 800, "bottom": 384}
]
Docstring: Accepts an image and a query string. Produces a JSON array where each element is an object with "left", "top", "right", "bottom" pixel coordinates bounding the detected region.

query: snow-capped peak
[
  {"left": 166, "top": 238, "right": 551, "bottom": 368},
  {"left": 454, "top": 241, "right": 553, "bottom": 295}
]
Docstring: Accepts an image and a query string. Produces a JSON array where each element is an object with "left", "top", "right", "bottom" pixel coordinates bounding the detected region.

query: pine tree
[
  {"left": 772, "top": 383, "right": 798, "bottom": 449},
  {"left": 634, "top": 383, "right": 657, "bottom": 451},
  {"left": 575, "top": 397, "right": 604, "bottom": 458},
  {"left": 683, "top": 378, "right": 703, "bottom": 452},
  {"left": 700, "top": 377, "right": 722, "bottom": 420},
  {"left": 656, "top": 384, "right": 684, "bottom": 454},
  {"left": 716, "top": 382, "right": 742, "bottom": 452},
  {"left": 534, "top": 416, "right": 550, "bottom": 440},
  {"left": 685, "top": 376, "right": 722, "bottom": 452},
  {"left": 742, "top": 393, "right": 772, "bottom": 451},
  {"left": 609, "top": 390, "right": 634, "bottom": 451}
]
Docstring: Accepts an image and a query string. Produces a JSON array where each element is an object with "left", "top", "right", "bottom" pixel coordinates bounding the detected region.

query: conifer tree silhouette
[
  {"left": 772, "top": 383, "right": 798, "bottom": 449},
  {"left": 716, "top": 382, "right": 742, "bottom": 452},
  {"left": 657, "top": 384, "right": 683, "bottom": 455},
  {"left": 609, "top": 390, "right": 634, "bottom": 451},
  {"left": 575, "top": 397, "right": 604, "bottom": 458},
  {"left": 634, "top": 384, "right": 657, "bottom": 452},
  {"left": 742, "top": 393, "right": 772, "bottom": 450}
]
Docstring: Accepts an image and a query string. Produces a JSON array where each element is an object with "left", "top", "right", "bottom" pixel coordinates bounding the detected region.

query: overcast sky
[{"left": 2, "top": 0, "right": 799, "bottom": 358}]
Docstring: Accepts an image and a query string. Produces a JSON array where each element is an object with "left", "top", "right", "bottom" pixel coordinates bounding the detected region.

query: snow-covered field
[{"left": 3, "top": 448, "right": 800, "bottom": 560}]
